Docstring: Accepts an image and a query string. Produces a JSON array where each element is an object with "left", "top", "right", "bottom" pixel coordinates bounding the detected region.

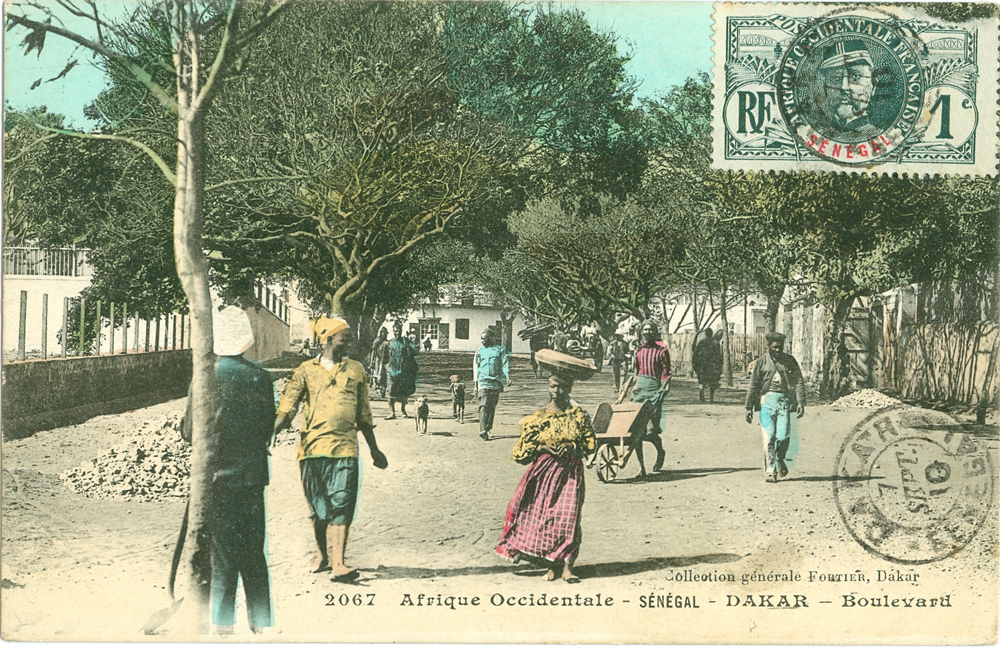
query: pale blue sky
[
  {"left": 4, "top": 1, "right": 713, "bottom": 128},
  {"left": 572, "top": 2, "right": 713, "bottom": 100}
]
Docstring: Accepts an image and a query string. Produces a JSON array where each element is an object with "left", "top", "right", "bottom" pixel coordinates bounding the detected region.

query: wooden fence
[
  {"left": 5, "top": 291, "right": 191, "bottom": 362},
  {"left": 664, "top": 331, "right": 769, "bottom": 377},
  {"left": 883, "top": 320, "right": 999, "bottom": 406}
]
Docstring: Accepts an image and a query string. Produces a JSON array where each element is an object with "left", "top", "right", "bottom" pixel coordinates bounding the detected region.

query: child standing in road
[{"left": 449, "top": 374, "right": 466, "bottom": 423}]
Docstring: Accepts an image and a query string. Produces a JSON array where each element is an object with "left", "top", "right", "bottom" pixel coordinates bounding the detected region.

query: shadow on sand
[
  {"left": 367, "top": 552, "right": 742, "bottom": 581},
  {"left": 781, "top": 474, "right": 877, "bottom": 483},
  {"left": 620, "top": 467, "right": 757, "bottom": 484}
]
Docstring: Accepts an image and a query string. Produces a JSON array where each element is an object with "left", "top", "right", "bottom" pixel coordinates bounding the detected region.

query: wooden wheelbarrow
[{"left": 586, "top": 376, "right": 654, "bottom": 483}]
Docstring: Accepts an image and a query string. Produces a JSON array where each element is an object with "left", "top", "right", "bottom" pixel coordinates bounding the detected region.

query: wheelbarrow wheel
[{"left": 595, "top": 444, "right": 619, "bottom": 483}]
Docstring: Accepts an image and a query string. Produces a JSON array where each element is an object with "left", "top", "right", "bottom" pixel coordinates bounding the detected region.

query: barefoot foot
[
  {"left": 330, "top": 566, "right": 360, "bottom": 583},
  {"left": 310, "top": 556, "right": 331, "bottom": 573},
  {"left": 562, "top": 566, "right": 580, "bottom": 583}
]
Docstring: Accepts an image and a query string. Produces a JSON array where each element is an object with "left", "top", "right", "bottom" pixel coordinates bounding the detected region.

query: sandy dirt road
[{"left": 2, "top": 368, "right": 997, "bottom": 643}]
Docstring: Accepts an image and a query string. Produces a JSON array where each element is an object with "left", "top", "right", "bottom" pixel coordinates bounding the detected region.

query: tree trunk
[
  {"left": 173, "top": 108, "right": 215, "bottom": 633},
  {"left": 690, "top": 287, "right": 700, "bottom": 331},
  {"left": 500, "top": 311, "right": 516, "bottom": 351},
  {"left": 355, "top": 307, "right": 389, "bottom": 367},
  {"left": 762, "top": 284, "right": 785, "bottom": 333},
  {"left": 820, "top": 298, "right": 853, "bottom": 400},
  {"left": 719, "top": 282, "right": 733, "bottom": 387}
]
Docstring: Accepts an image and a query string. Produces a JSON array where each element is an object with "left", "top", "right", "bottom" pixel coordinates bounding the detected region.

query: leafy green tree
[
  {"left": 197, "top": 0, "right": 511, "bottom": 352},
  {"left": 742, "top": 172, "right": 998, "bottom": 399},
  {"left": 444, "top": 2, "right": 646, "bottom": 214},
  {"left": 203, "top": 0, "right": 647, "bottom": 339},
  {"left": 475, "top": 196, "right": 686, "bottom": 337},
  {"left": 5, "top": 105, "right": 186, "bottom": 321}
]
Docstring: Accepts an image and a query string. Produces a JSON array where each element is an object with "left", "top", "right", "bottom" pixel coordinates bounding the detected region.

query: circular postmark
[
  {"left": 777, "top": 10, "right": 926, "bottom": 165},
  {"left": 834, "top": 405, "right": 993, "bottom": 564}
]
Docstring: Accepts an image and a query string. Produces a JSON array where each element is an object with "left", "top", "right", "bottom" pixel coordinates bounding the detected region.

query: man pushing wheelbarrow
[{"left": 629, "top": 320, "right": 670, "bottom": 472}]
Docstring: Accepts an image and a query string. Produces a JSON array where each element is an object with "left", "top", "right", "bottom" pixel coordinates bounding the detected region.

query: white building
[
  {"left": 3, "top": 244, "right": 292, "bottom": 361},
  {"left": 621, "top": 289, "right": 773, "bottom": 338},
  {"left": 3, "top": 246, "right": 93, "bottom": 358},
  {"left": 387, "top": 286, "right": 531, "bottom": 354}
]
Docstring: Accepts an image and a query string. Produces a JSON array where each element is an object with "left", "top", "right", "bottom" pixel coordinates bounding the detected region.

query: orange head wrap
[{"left": 311, "top": 316, "right": 350, "bottom": 344}]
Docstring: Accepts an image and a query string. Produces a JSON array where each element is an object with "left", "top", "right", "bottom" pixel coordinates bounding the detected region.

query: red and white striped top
[{"left": 635, "top": 341, "right": 671, "bottom": 382}]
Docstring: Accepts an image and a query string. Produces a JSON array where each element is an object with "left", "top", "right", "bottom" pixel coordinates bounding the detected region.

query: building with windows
[
  {"left": 3, "top": 243, "right": 293, "bottom": 361},
  {"left": 387, "top": 286, "right": 531, "bottom": 354}
]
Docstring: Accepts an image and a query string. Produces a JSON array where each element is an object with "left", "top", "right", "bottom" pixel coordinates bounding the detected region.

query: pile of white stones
[
  {"left": 830, "top": 389, "right": 903, "bottom": 410},
  {"left": 60, "top": 415, "right": 190, "bottom": 502}
]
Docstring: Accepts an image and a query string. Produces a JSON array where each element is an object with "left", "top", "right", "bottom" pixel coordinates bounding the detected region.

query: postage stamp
[
  {"left": 712, "top": 3, "right": 1000, "bottom": 173},
  {"left": 834, "top": 406, "right": 993, "bottom": 565}
]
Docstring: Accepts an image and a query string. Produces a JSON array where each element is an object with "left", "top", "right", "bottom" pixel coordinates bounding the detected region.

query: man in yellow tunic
[{"left": 274, "top": 316, "right": 388, "bottom": 582}]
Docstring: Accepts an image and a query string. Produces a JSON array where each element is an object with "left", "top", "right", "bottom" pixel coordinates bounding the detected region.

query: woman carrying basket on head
[{"left": 496, "top": 352, "right": 596, "bottom": 583}]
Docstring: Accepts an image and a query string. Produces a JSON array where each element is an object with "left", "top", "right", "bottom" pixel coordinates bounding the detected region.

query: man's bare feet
[
  {"left": 310, "top": 555, "right": 331, "bottom": 573},
  {"left": 543, "top": 568, "right": 558, "bottom": 581},
  {"left": 383, "top": 414, "right": 396, "bottom": 420}
]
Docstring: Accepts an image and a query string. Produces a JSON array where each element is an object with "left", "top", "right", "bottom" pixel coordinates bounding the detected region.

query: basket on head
[{"left": 535, "top": 348, "right": 597, "bottom": 381}]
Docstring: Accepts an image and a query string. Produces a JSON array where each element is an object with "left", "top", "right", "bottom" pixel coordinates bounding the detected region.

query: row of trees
[
  {"left": 458, "top": 71, "right": 998, "bottom": 399},
  {"left": 7, "top": 0, "right": 647, "bottom": 347},
  {"left": 9, "top": 3, "right": 998, "bottom": 400}
]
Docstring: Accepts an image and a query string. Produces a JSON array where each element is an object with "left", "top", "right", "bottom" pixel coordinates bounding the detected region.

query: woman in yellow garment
[{"left": 496, "top": 371, "right": 596, "bottom": 583}]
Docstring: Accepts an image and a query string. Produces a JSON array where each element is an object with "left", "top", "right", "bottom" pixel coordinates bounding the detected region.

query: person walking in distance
[
  {"left": 386, "top": 321, "right": 419, "bottom": 419},
  {"left": 474, "top": 326, "right": 510, "bottom": 441},
  {"left": 368, "top": 327, "right": 390, "bottom": 399},
  {"left": 606, "top": 333, "right": 629, "bottom": 393},
  {"left": 692, "top": 327, "right": 724, "bottom": 403},
  {"left": 274, "top": 316, "right": 388, "bottom": 581},
  {"left": 449, "top": 374, "right": 466, "bottom": 423},
  {"left": 745, "top": 331, "right": 805, "bottom": 482},
  {"left": 528, "top": 329, "right": 550, "bottom": 379}
]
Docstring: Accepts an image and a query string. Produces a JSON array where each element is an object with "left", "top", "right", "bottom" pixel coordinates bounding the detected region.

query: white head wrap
[{"left": 214, "top": 306, "right": 255, "bottom": 356}]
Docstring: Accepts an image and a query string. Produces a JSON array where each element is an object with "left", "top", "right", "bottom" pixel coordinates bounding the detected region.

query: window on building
[
  {"left": 455, "top": 318, "right": 470, "bottom": 339},
  {"left": 420, "top": 322, "right": 439, "bottom": 341}
]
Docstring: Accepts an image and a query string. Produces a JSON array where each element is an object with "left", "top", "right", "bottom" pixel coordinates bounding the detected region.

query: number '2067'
[{"left": 326, "top": 593, "right": 376, "bottom": 606}]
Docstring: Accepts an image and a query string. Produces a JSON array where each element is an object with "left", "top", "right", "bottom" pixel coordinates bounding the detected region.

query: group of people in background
[
  {"left": 357, "top": 315, "right": 803, "bottom": 500},
  {"left": 364, "top": 320, "right": 432, "bottom": 420},
  {"left": 366, "top": 321, "right": 513, "bottom": 439}
]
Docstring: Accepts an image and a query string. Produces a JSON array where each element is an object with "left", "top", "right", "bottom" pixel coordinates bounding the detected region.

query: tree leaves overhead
[
  {"left": 445, "top": 3, "right": 637, "bottom": 153},
  {"left": 444, "top": 2, "right": 647, "bottom": 207},
  {"left": 8, "top": 0, "right": 996, "bottom": 375},
  {"left": 479, "top": 196, "right": 687, "bottom": 329}
]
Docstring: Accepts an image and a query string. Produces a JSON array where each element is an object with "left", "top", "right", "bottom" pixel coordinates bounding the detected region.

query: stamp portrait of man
[{"left": 815, "top": 40, "right": 883, "bottom": 141}]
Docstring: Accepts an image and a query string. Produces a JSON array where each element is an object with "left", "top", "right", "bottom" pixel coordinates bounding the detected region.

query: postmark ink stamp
[
  {"left": 833, "top": 405, "right": 993, "bottom": 565},
  {"left": 712, "top": 4, "right": 1000, "bottom": 174}
]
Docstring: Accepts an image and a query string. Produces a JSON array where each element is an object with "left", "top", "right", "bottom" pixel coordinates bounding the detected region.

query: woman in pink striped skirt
[{"left": 496, "top": 373, "right": 596, "bottom": 582}]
